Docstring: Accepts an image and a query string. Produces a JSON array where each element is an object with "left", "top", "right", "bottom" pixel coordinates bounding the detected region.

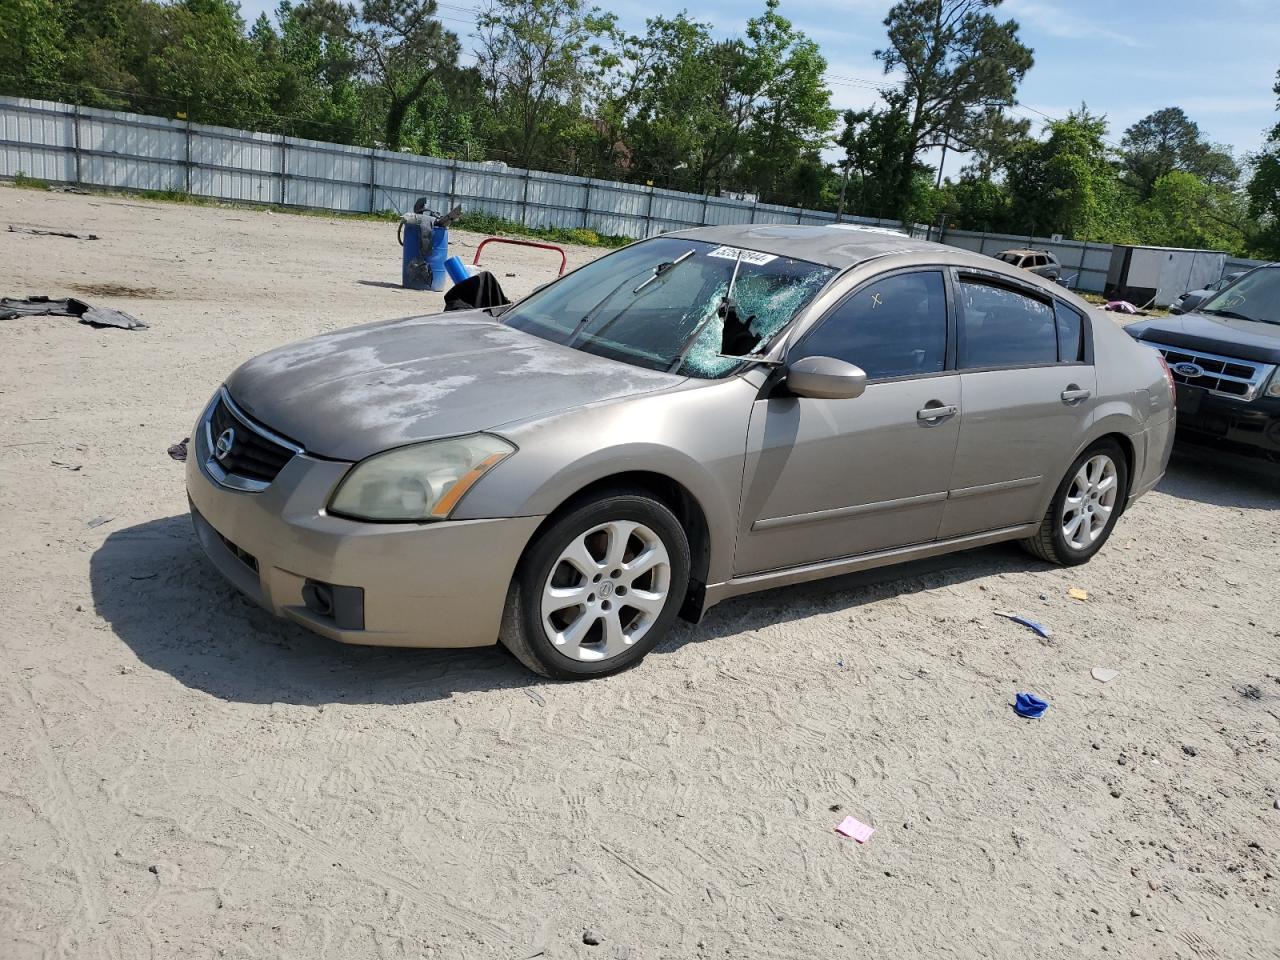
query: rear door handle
[
  {"left": 917, "top": 403, "right": 958, "bottom": 422},
  {"left": 1061, "top": 387, "right": 1092, "bottom": 403}
]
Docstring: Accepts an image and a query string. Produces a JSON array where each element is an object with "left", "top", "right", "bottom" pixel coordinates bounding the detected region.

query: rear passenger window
[
  {"left": 793, "top": 271, "right": 947, "bottom": 381},
  {"left": 958, "top": 280, "right": 1057, "bottom": 368},
  {"left": 1055, "top": 302, "right": 1085, "bottom": 362}
]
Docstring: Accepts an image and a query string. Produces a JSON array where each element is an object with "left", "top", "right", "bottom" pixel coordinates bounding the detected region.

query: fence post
[
  {"left": 520, "top": 168, "right": 532, "bottom": 227},
  {"left": 750, "top": 199, "right": 758, "bottom": 224},
  {"left": 582, "top": 180, "right": 592, "bottom": 229},
  {"left": 700, "top": 194, "right": 709, "bottom": 226},
  {"left": 644, "top": 184, "right": 655, "bottom": 238},
  {"left": 185, "top": 118, "right": 193, "bottom": 195},
  {"left": 279, "top": 132, "right": 288, "bottom": 206},
  {"left": 72, "top": 104, "right": 82, "bottom": 185},
  {"left": 367, "top": 148, "right": 376, "bottom": 213},
  {"left": 448, "top": 158, "right": 458, "bottom": 209}
]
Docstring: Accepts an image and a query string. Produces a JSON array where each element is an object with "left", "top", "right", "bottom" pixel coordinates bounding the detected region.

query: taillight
[{"left": 1156, "top": 354, "right": 1176, "bottom": 407}]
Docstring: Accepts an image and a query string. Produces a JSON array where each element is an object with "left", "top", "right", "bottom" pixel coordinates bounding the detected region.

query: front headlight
[
  {"left": 1267, "top": 371, "right": 1280, "bottom": 398},
  {"left": 328, "top": 434, "right": 515, "bottom": 522}
]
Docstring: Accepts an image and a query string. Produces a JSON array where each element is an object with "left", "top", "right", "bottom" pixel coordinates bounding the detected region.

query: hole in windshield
[{"left": 498, "top": 237, "right": 836, "bottom": 377}]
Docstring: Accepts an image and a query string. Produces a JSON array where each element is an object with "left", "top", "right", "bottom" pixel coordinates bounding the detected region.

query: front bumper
[
  {"left": 186, "top": 428, "right": 543, "bottom": 648},
  {"left": 1173, "top": 384, "right": 1280, "bottom": 458}
]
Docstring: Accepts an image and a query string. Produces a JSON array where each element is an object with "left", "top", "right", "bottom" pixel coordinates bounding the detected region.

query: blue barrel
[
  {"left": 401, "top": 216, "right": 431, "bottom": 290},
  {"left": 426, "top": 226, "right": 449, "bottom": 292},
  {"left": 444, "top": 255, "right": 471, "bottom": 284},
  {"left": 401, "top": 218, "right": 450, "bottom": 291}
]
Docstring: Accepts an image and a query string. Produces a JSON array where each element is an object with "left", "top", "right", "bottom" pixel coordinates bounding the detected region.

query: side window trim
[
  {"left": 789, "top": 266, "right": 954, "bottom": 382},
  {"left": 1051, "top": 299, "right": 1095, "bottom": 366}
]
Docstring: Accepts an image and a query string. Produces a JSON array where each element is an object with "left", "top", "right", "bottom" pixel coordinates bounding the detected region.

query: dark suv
[{"left": 1126, "top": 264, "right": 1280, "bottom": 459}]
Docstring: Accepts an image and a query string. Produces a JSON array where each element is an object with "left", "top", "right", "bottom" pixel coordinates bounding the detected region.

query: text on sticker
[{"left": 707, "top": 246, "right": 777, "bottom": 266}]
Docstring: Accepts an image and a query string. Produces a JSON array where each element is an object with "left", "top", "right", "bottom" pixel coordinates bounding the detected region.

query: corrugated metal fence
[
  {"left": 0, "top": 95, "right": 912, "bottom": 240},
  {"left": 3, "top": 96, "right": 1260, "bottom": 295},
  {"left": 933, "top": 228, "right": 1114, "bottom": 294}
]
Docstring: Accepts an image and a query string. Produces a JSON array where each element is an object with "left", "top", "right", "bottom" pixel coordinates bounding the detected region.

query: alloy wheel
[
  {"left": 1060, "top": 454, "right": 1118, "bottom": 550},
  {"left": 539, "top": 520, "right": 671, "bottom": 662}
]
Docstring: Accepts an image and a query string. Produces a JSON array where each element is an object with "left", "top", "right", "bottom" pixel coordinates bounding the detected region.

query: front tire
[
  {"left": 500, "top": 491, "right": 691, "bottom": 679},
  {"left": 1021, "top": 440, "right": 1128, "bottom": 566}
]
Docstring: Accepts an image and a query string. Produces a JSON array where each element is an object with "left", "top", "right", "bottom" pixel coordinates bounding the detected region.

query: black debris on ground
[{"left": 1, "top": 295, "right": 148, "bottom": 330}]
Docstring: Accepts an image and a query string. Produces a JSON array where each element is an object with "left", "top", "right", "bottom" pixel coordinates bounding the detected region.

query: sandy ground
[{"left": 1, "top": 185, "right": 1278, "bottom": 960}]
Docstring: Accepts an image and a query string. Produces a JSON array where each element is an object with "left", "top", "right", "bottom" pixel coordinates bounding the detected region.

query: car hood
[
  {"left": 1126, "top": 311, "right": 1280, "bottom": 363},
  {"left": 224, "top": 310, "right": 685, "bottom": 462}
]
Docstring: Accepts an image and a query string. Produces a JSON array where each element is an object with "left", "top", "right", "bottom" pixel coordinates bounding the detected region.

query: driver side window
[{"left": 791, "top": 271, "right": 948, "bottom": 381}]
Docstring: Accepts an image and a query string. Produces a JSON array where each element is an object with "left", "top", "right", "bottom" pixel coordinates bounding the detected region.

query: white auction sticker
[{"left": 706, "top": 245, "right": 777, "bottom": 265}]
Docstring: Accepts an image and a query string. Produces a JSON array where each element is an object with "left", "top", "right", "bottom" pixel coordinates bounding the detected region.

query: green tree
[
  {"left": 614, "top": 14, "right": 721, "bottom": 190},
  {"left": 610, "top": 2, "right": 834, "bottom": 203},
  {"left": 1005, "top": 105, "right": 1133, "bottom": 240},
  {"left": 1121, "top": 106, "right": 1240, "bottom": 199},
  {"left": 960, "top": 106, "right": 1031, "bottom": 179},
  {"left": 833, "top": 104, "right": 917, "bottom": 220},
  {"left": 250, "top": 2, "right": 364, "bottom": 142},
  {"left": 0, "top": 0, "right": 66, "bottom": 98},
  {"left": 1136, "top": 170, "right": 1249, "bottom": 252},
  {"left": 302, "top": 0, "right": 461, "bottom": 150},
  {"left": 137, "top": 0, "right": 269, "bottom": 125},
  {"left": 475, "top": 0, "right": 618, "bottom": 170},
  {"left": 732, "top": 4, "right": 836, "bottom": 204},
  {"left": 876, "top": 0, "right": 1033, "bottom": 219},
  {"left": 1246, "top": 67, "right": 1280, "bottom": 258}
]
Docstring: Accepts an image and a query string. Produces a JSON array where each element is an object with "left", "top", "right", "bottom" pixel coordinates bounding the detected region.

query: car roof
[
  {"left": 998, "top": 248, "right": 1051, "bottom": 257},
  {"left": 664, "top": 223, "right": 950, "bottom": 270}
]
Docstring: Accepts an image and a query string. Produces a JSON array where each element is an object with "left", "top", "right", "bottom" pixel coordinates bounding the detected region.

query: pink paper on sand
[{"left": 835, "top": 816, "right": 874, "bottom": 843}]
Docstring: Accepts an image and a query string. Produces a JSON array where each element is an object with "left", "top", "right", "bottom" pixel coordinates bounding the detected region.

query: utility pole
[
  {"left": 935, "top": 126, "right": 949, "bottom": 189},
  {"left": 836, "top": 161, "right": 851, "bottom": 222}
]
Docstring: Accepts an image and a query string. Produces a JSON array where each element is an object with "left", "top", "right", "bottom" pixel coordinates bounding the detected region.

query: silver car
[
  {"left": 995, "top": 248, "right": 1063, "bottom": 282},
  {"left": 187, "top": 225, "right": 1176, "bottom": 678}
]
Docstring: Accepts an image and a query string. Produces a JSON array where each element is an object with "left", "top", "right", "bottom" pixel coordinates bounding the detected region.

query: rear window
[{"left": 1056, "top": 302, "right": 1085, "bottom": 361}]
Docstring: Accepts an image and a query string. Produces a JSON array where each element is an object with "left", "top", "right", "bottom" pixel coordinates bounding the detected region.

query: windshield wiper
[
  {"left": 668, "top": 251, "right": 759, "bottom": 372},
  {"left": 1202, "top": 308, "right": 1258, "bottom": 322},
  {"left": 633, "top": 249, "right": 695, "bottom": 294},
  {"left": 568, "top": 251, "right": 697, "bottom": 344}
]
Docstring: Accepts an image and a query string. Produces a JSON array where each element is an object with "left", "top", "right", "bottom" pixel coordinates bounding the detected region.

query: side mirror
[{"left": 786, "top": 356, "right": 867, "bottom": 400}]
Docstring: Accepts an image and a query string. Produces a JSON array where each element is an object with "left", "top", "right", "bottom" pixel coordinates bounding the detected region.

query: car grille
[
  {"left": 215, "top": 528, "right": 259, "bottom": 573},
  {"left": 204, "top": 389, "right": 302, "bottom": 489},
  {"left": 1141, "top": 341, "right": 1275, "bottom": 401}
]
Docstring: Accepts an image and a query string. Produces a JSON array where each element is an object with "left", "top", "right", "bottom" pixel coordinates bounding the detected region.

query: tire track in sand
[
  {"left": 217, "top": 785, "right": 512, "bottom": 947},
  {"left": 6, "top": 675, "right": 107, "bottom": 944}
]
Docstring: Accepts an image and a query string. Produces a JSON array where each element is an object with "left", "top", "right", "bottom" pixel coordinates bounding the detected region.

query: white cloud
[{"left": 1002, "top": 0, "right": 1146, "bottom": 49}]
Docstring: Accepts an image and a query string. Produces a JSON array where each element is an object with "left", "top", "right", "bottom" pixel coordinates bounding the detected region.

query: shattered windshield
[
  {"left": 1199, "top": 268, "right": 1280, "bottom": 325},
  {"left": 499, "top": 237, "right": 835, "bottom": 377}
]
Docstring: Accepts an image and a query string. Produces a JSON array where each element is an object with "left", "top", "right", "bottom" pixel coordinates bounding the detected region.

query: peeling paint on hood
[{"left": 224, "top": 310, "right": 686, "bottom": 462}]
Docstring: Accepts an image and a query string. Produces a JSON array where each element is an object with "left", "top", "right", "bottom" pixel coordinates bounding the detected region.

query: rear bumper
[
  {"left": 186, "top": 434, "right": 543, "bottom": 648},
  {"left": 1174, "top": 387, "right": 1280, "bottom": 458}
]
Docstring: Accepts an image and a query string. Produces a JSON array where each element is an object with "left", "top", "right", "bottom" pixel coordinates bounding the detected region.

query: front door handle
[
  {"left": 1061, "top": 386, "right": 1092, "bottom": 404},
  {"left": 917, "top": 402, "right": 958, "bottom": 422}
]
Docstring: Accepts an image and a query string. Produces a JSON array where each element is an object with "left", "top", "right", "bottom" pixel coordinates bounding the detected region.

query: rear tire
[
  {"left": 1021, "top": 440, "right": 1128, "bottom": 566},
  {"left": 500, "top": 490, "right": 691, "bottom": 679}
]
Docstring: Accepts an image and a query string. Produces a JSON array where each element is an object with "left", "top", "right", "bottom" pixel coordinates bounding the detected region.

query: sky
[{"left": 235, "top": 0, "right": 1280, "bottom": 179}]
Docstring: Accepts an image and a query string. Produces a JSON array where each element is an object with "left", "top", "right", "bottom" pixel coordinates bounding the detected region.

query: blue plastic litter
[
  {"left": 1014, "top": 693, "right": 1049, "bottom": 719},
  {"left": 444, "top": 255, "right": 471, "bottom": 284},
  {"left": 995, "top": 611, "right": 1051, "bottom": 639}
]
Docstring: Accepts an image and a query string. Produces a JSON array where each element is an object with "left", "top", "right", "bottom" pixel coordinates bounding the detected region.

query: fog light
[
  {"left": 301, "top": 579, "right": 365, "bottom": 630},
  {"left": 302, "top": 581, "right": 334, "bottom": 617}
]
